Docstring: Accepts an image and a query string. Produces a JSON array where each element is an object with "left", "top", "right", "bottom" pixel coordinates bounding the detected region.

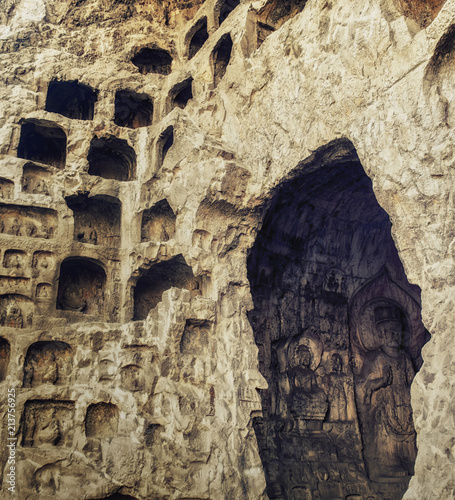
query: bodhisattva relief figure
[
  {"left": 5, "top": 305, "right": 23, "bottom": 328},
  {"left": 287, "top": 344, "right": 328, "bottom": 432},
  {"left": 324, "top": 353, "right": 348, "bottom": 422},
  {"left": 358, "top": 305, "right": 416, "bottom": 479}
]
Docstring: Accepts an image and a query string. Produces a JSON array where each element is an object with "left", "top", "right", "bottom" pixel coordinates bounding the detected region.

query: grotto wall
[{"left": 1, "top": 0, "right": 455, "bottom": 499}]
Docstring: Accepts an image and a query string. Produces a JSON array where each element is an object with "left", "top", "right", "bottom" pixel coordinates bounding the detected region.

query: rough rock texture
[{"left": 1, "top": 0, "right": 455, "bottom": 498}]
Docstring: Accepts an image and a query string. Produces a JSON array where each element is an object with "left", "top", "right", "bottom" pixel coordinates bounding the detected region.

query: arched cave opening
[
  {"left": 217, "top": 0, "right": 240, "bottom": 25},
  {"left": 169, "top": 77, "right": 193, "bottom": 111},
  {"left": 88, "top": 135, "right": 136, "bottom": 181},
  {"left": 45, "top": 80, "right": 98, "bottom": 120},
  {"left": 141, "top": 199, "right": 176, "bottom": 242},
  {"left": 114, "top": 90, "right": 154, "bottom": 129},
  {"left": 66, "top": 194, "right": 121, "bottom": 247},
  {"left": 17, "top": 120, "right": 66, "bottom": 169},
  {"left": 213, "top": 34, "right": 233, "bottom": 87},
  {"left": 188, "top": 18, "right": 208, "bottom": 59},
  {"left": 57, "top": 258, "right": 106, "bottom": 316},
  {"left": 247, "top": 139, "right": 428, "bottom": 500},
  {"left": 131, "top": 47, "right": 173, "bottom": 75},
  {"left": 133, "top": 254, "right": 198, "bottom": 320}
]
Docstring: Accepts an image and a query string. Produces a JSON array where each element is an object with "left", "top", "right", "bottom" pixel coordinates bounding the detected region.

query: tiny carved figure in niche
[
  {"left": 9, "top": 218, "right": 21, "bottom": 236},
  {"left": 5, "top": 305, "right": 23, "bottom": 328},
  {"left": 25, "top": 221, "right": 37, "bottom": 237},
  {"left": 33, "top": 409, "right": 61, "bottom": 446},
  {"left": 58, "top": 282, "right": 87, "bottom": 312},
  {"left": 288, "top": 344, "right": 328, "bottom": 432},
  {"left": 77, "top": 225, "right": 97, "bottom": 245},
  {"left": 358, "top": 305, "right": 416, "bottom": 479},
  {"left": 33, "top": 179, "right": 49, "bottom": 195},
  {"left": 24, "top": 349, "right": 58, "bottom": 387},
  {"left": 324, "top": 353, "right": 348, "bottom": 422}
]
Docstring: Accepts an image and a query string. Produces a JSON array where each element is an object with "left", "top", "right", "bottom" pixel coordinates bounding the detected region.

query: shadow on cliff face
[{"left": 247, "top": 139, "right": 430, "bottom": 500}]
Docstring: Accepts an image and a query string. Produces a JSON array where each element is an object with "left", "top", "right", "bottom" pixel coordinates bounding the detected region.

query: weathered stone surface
[{"left": 1, "top": 0, "right": 455, "bottom": 498}]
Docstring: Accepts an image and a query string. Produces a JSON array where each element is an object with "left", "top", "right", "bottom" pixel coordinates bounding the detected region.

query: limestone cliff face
[{"left": 0, "top": 0, "right": 455, "bottom": 499}]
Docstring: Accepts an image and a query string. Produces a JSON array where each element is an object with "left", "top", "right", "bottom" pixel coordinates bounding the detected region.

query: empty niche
[
  {"left": 0, "top": 178, "right": 14, "bottom": 200},
  {"left": 66, "top": 195, "right": 121, "bottom": 247},
  {"left": 141, "top": 199, "right": 176, "bottom": 242},
  {"left": 0, "top": 204, "right": 57, "bottom": 239},
  {"left": 88, "top": 136, "right": 136, "bottom": 181},
  {"left": 114, "top": 90, "right": 154, "bottom": 129},
  {"left": 0, "top": 337, "right": 10, "bottom": 381},
  {"left": 212, "top": 34, "right": 233, "bottom": 87},
  {"left": 3, "top": 250, "right": 27, "bottom": 270},
  {"left": 133, "top": 254, "right": 197, "bottom": 320},
  {"left": 57, "top": 258, "right": 106, "bottom": 316},
  {"left": 0, "top": 294, "right": 33, "bottom": 329},
  {"left": 156, "top": 126, "right": 174, "bottom": 170},
  {"left": 169, "top": 77, "right": 193, "bottom": 111},
  {"left": 23, "top": 341, "right": 72, "bottom": 387},
  {"left": 17, "top": 120, "right": 66, "bottom": 169},
  {"left": 131, "top": 47, "right": 173, "bottom": 75},
  {"left": 85, "top": 402, "right": 119, "bottom": 438},
  {"left": 120, "top": 365, "right": 145, "bottom": 391},
  {"left": 188, "top": 17, "right": 209, "bottom": 59},
  {"left": 45, "top": 80, "right": 98, "bottom": 120},
  {"left": 217, "top": 0, "right": 240, "bottom": 25},
  {"left": 180, "top": 319, "right": 212, "bottom": 355},
  {"left": 22, "top": 400, "right": 75, "bottom": 447},
  {"left": 22, "top": 163, "right": 51, "bottom": 195}
]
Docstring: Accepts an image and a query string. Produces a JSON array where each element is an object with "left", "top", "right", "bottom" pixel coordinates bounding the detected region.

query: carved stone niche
[
  {"left": 131, "top": 47, "right": 173, "bottom": 75},
  {"left": 57, "top": 257, "right": 106, "bottom": 317},
  {"left": 3, "top": 249, "right": 27, "bottom": 270},
  {"left": 87, "top": 135, "right": 136, "bottom": 181},
  {"left": 120, "top": 364, "right": 145, "bottom": 392},
  {"left": 216, "top": 0, "right": 240, "bottom": 26},
  {"left": 0, "top": 337, "right": 11, "bottom": 381},
  {"left": 22, "top": 163, "right": 51, "bottom": 195},
  {"left": 257, "top": 0, "right": 308, "bottom": 41},
  {"left": 0, "top": 178, "right": 14, "bottom": 200},
  {"left": 0, "top": 294, "right": 33, "bottom": 329},
  {"left": 17, "top": 119, "right": 66, "bottom": 169},
  {"left": 0, "top": 204, "right": 57, "bottom": 239},
  {"left": 66, "top": 194, "right": 121, "bottom": 247},
  {"left": 21, "top": 400, "right": 75, "bottom": 447},
  {"left": 133, "top": 254, "right": 198, "bottom": 320},
  {"left": 45, "top": 79, "right": 98, "bottom": 120},
  {"left": 23, "top": 341, "right": 72, "bottom": 387},
  {"left": 85, "top": 402, "right": 119, "bottom": 438},
  {"left": 180, "top": 319, "right": 213, "bottom": 355},
  {"left": 32, "top": 251, "right": 55, "bottom": 277},
  {"left": 187, "top": 17, "right": 208, "bottom": 59},
  {"left": 114, "top": 90, "right": 154, "bottom": 129},
  {"left": 212, "top": 34, "right": 233, "bottom": 87},
  {"left": 36, "top": 282, "right": 52, "bottom": 298},
  {"left": 168, "top": 77, "right": 193, "bottom": 112},
  {"left": 141, "top": 199, "right": 176, "bottom": 242},
  {"left": 247, "top": 140, "right": 426, "bottom": 500}
]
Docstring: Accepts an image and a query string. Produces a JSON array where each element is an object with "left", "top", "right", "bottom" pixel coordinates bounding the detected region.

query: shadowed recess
[
  {"left": 131, "top": 47, "right": 173, "bottom": 75},
  {"left": 217, "top": 0, "right": 240, "bottom": 25},
  {"left": 45, "top": 80, "right": 98, "bottom": 120},
  {"left": 213, "top": 34, "right": 233, "bottom": 86},
  {"left": 247, "top": 139, "right": 428, "bottom": 500},
  {"left": 169, "top": 77, "right": 193, "bottom": 111},
  {"left": 188, "top": 17, "right": 209, "bottom": 58},
  {"left": 133, "top": 254, "right": 197, "bottom": 320},
  {"left": 88, "top": 135, "right": 136, "bottom": 181},
  {"left": 114, "top": 90, "right": 154, "bottom": 129},
  {"left": 17, "top": 120, "right": 66, "bottom": 169}
]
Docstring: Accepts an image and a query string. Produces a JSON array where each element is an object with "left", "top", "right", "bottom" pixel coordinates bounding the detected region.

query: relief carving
[
  {"left": 3, "top": 250, "right": 26, "bottom": 270},
  {"left": 0, "top": 205, "right": 57, "bottom": 239},
  {"left": 0, "top": 294, "right": 33, "bottom": 328},
  {"left": 23, "top": 341, "right": 72, "bottom": 387},
  {"left": 22, "top": 400, "right": 75, "bottom": 447},
  {"left": 0, "top": 337, "right": 11, "bottom": 381}
]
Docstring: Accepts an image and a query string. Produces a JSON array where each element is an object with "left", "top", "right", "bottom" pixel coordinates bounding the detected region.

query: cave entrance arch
[{"left": 247, "top": 139, "right": 428, "bottom": 500}]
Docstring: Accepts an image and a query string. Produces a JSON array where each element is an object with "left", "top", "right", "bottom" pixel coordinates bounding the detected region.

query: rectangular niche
[
  {"left": 22, "top": 163, "right": 51, "bottom": 195},
  {"left": 180, "top": 319, "right": 213, "bottom": 355},
  {"left": 17, "top": 120, "right": 66, "bottom": 169},
  {"left": 21, "top": 400, "right": 75, "bottom": 447},
  {"left": 0, "top": 204, "right": 57, "bottom": 239},
  {"left": 65, "top": 195, "right": 121, "bottom": 247}
]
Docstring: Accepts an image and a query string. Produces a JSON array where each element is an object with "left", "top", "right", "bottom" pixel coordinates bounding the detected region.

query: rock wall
[{"left": 1, "top": 0, "right": 455, "bottom": 498}]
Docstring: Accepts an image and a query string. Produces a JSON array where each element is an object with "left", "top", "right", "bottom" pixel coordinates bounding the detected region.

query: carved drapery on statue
[{"left": 349, "top": 271, "right": 427, "bottom": 485}]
